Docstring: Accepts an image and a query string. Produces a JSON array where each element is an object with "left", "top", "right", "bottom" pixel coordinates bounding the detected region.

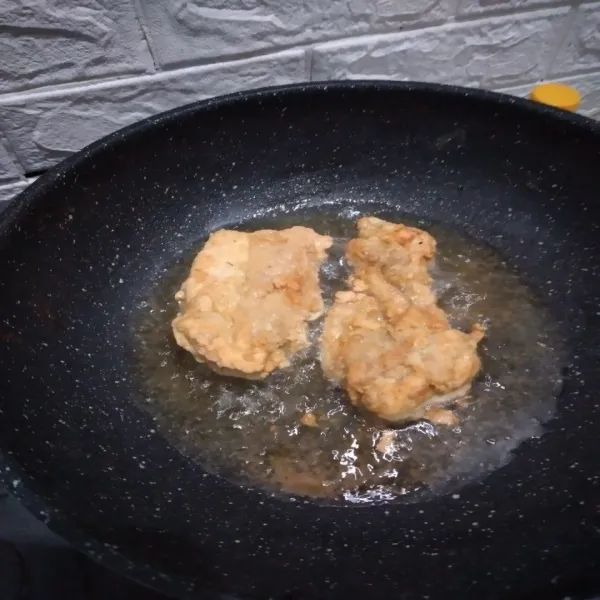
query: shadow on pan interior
[{"left": 0, "top": 82, "right": 599, "bottom": 600}]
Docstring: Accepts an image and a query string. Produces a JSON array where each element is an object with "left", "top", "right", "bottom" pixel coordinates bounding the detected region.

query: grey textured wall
[{"left": 1, "top": 0, "right": 599, "bottom": 207}]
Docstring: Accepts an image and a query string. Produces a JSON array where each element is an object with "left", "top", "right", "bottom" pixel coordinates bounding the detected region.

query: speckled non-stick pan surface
[{"left": 0, "top": 82, "right": 599, "bottom": 600}]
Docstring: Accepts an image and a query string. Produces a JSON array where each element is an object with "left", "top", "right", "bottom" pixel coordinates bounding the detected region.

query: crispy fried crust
[
  {"left": 173, "top": 227, "right": 332, "bottom": 379},
  {"left": 321, "top": 217, "right": 484, "bottom": 424}
]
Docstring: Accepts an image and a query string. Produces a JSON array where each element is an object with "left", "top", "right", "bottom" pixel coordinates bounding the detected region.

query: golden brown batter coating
[
  {"left": 321, "top": 217, "right": 484, "bottom": 424},
  {"left": 173, "top": 227, "right": 332, "bottom": 379}
]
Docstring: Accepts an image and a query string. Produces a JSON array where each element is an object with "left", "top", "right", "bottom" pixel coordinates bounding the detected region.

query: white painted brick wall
[
  {"left": 0, "top": 1, "right": 154, "bottom": 93},
  {"left": 137, "top": 0, "right": 457, "bottom": 68},
  {"left": 550, "top": 2, "right": 600, "bottom": 75},
  {"left": 311, "top": 9, "right": 571, "bottom": 86},
  {"left": 457, "top": 0, "right": 567, "bottom": 17},
  {"left": 0, "top": 137, "right": 22, "bottom": 182},
  {"left": 0, "top": 0, "right": 598, "bottom": 205}
]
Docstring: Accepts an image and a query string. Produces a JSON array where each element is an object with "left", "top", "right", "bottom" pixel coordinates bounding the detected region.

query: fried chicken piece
[
  {"left": 423, "top": 407, "right": 459, "bottom": 427},
  {"left": 348, "top": 216, "right": 437, "bottom": 298},
  {"left": 321, "top": 217, "right": 484, "bottom": 424},
  {"left": 376, "top": 429, "right": 397, "bottom": 455},
  {"left": 172, "top": 227, "right": 332, "bottom": 379},
  {"left": 300, "top": 412, "right": 318, "bottom": 427}
]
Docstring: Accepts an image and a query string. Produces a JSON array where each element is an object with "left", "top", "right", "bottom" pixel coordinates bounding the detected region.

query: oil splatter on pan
[{"left": 135, "top": 206, "right": 564, "bottom": 504}]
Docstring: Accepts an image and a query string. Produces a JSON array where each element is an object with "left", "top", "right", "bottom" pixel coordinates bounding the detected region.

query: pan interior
[{"left": 133, "top": 200, "right": 565, "bottom": 504}]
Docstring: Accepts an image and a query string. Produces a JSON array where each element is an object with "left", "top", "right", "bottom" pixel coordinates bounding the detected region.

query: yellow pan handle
[{"left": 529, "top": 83, "right": 581, "bottom": 112}]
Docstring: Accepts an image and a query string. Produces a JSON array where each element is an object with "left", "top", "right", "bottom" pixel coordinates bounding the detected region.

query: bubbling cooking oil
[{"left": 132, "top": 203, "right": 565, "bottom": 504}]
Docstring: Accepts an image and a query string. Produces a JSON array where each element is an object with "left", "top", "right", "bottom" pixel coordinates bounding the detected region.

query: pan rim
[{"left": 1, "top": 79, "right": 598, "bottom": 236}]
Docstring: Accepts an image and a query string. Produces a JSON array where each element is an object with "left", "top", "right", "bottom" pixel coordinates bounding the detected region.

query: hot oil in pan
[{"left": 133, "top": 204, "right": 565, "bottom": 504}]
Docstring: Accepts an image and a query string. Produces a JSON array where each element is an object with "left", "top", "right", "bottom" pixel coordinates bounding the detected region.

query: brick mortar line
[
  {"left": 130, "top": 0, "right": 160, "bottom": 73},
  {"left": 149, "top": 4, "right": 577, "bottom": 72},
  {"left": 306, "top": 5, "right": 575, "bottom": 50},
  {"left": 0, "top": 179, "right": 26, "bottom": 186},
  {"left": 0, "top": 174, "right": 37, "bottom": 188},
  {"left": 0, "top": 72, "right": 146, "bottom": 103},
  {"left": 544, "top": 2, "right": 583, "bottom": 77},
  {"left": 546, "top": 64, "right": 600, "bottom": 80},
  {"left": 0, "top": 179, "right": 22, "bottom": 187},
  {"left": 0, "top": 135, "right": 25, "bottom": 179},
  {"left": 453, "top": 0, "right": 577, "bottom": 23},
  {"left": 154, "top": 16, "right": 448, "bottom": 73},
  {"left": 305, "top": 47, "right": 315, "bottom": 83},
  {"left": 0, "top": 48, "right": 304, "bottom": 105},
  {"left": 544, "top": 0, "right": 584, "bottom": 76},
  {"left": 0, "top": 3, "right": 585, "bottom": 102}
]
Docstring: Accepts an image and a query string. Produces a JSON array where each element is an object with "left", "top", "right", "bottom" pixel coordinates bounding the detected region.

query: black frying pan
[{"left": 0, "top": 82, "right": 599, "bottom": 600}]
